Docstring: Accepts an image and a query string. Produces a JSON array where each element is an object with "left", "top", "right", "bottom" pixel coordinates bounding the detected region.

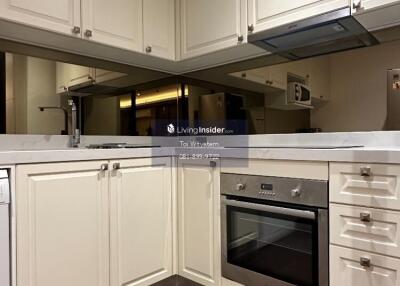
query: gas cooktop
[{"left": 86, "top": 143, "right": 161, "bottom": 149}]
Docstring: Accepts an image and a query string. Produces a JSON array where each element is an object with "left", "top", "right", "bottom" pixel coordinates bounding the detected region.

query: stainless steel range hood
[{"left": 248, "top": 7, "right": 379, "bottom": 60}]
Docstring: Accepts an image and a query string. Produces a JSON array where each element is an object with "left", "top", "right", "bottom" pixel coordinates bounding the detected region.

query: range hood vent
[{"left": 248, "top": 7, "right": 379, "bottom": 60}]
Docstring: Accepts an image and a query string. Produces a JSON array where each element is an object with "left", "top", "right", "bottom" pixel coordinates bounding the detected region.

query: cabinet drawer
[
  {"left": 330, "top": 204, "right": 400, "bottom": 257},
  {"left": 330, "top": 245, "right": 400, "bottom": 286},
  {"left": 330, "top": 162, "right": 400, "bottom": 209}
]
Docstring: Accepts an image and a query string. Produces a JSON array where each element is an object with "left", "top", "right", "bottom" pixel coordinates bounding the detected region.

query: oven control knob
[
  {"left": 236, "top": 183, "right": 246, "bottom": 192},
  {"left": 291, "top": 188, "right": 301, "bottom": 198}
]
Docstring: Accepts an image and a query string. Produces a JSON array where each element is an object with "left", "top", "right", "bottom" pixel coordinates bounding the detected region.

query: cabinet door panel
[
  {"left": 0, "top": 0, "right": 80, "bottom": 36},
  {"left": 180, "top": 0, "right": 246, "bottom": 59},
  {"left": 178, "top": 159, "right": 221, "bottom": 286},
  {"left": 110, "top": 157, "right": 173, "bottom": 286},
  {"left": 330, "top": 245, "right": 400, "bottom": 286},
  {"left": 248, "top": 0, "right": 348, "bottom": 33},
  {"left": 16, "top": 161, "right": 109, "bottom": 286},
  {"left": 330, "top": 162, "right": 400, "bottom": 210},
  {"left": 82, "top": 0, "right": 143, "bottom": 52},
  {"left": 330, "top": 203, "right": 400, "bottom": 257},
  {"left": 143, "top": 0, "right": 175, "bottom": 60}
]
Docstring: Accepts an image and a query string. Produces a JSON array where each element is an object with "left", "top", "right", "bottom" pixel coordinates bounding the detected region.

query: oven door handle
[{"left": 221, "top": 197, "right": 316, "bottom": 220}]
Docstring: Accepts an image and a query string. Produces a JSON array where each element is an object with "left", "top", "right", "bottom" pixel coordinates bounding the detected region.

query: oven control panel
[{"left": 221, "top": 173, "right": 328, "bottom": 208}]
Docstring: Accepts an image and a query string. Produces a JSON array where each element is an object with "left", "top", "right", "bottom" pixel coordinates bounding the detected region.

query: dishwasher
[{"left": 0, "top": 170, "right": 10, "bottom": 286}]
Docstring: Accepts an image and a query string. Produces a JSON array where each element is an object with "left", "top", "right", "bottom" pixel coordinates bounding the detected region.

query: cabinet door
[
  {"left": 330, "top": 245, "right": 400, "bottom": 286},
  {"left": 352, "top": 0, "right": 400, "bottom": 13},
  {"left": 179, "top": 0, "right": 246, "bottom": 59},
  {"left": 110, "top": 157, "right": 173, "bottom": 286},
  {"left": 248, "top": 0, "right": 348, "bottom": 33},
  {"left": 0, "top": 0, "right": 81, "bottom": 36},
  {"left": 178, "top": 159, "right": 221, "bottom": 286},
  {"left": 81, "top": 0, "right": 143, "bottom": 52},
  {"left": 330, "top": 203, "right": 400, "bottom": 257},
  {"left": 16, "top": 161, "right": 110, "bottom": 286},
  {"left": 330, "top": 162, "right": 400, "bottom": 210},
  {"left": 143, "top": 0, "right": 175, "bottom": 60},
  {"left": 56, "top": 63, "right": 94, "bottom": 93}
]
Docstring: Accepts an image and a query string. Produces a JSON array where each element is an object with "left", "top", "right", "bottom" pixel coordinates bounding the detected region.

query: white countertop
[{"left": 1, "top": 145, "right": 400, "bottom": 165}]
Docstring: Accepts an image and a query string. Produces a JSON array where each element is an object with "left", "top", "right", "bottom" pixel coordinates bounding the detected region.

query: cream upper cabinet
[
  {"left": 248, "top": 0, "right": 349, "bottom": 33},
  {"left": 81, "top": 0, "right": 143, "bottom": 52},
  {"left": 143, "top": 0, "right": 175, "bottom": 60},
  {"left": 109, "top": 157, "right": 173, "bottom": 286},
  {"left": 352, "top": 0, "right": 400, "bottom": 31},
  {"left": 178, "top": 159, "right": 221, "bottom": 286},
  {"left": 179, "top": 0, "right": 247, "bottom": 59},
  {"left": 16, "top": 161, "right": 110, "bottom": 286},
  {"left": 0, "top": 0, "right": 81, "bottom": 36}
]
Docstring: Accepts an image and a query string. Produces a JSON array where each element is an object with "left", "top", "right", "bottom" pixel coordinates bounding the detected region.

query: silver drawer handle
[
  {"left": 100, "top": 163, "right": 109, "bottom": 171},
  {"left": 360, "top": 166, "right": 371, "bottom": 177},
  {"left": 113, "top": 163, "right": 120, "bottom": 170},
  {"left": 360, "top": 212, "right": 371, "bottom": 222},
  {"left": 360, "top": 257, "right": 371, "bottom": 268}
]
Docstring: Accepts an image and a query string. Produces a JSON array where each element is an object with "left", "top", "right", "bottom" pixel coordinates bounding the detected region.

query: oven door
[{"left": 221, "top": 196, "right": 328, "bottom": 286}]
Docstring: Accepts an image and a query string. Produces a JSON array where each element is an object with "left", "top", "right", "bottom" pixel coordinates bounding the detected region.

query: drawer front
[
  {"left": 330, "top": 162, "right": 400, "bottom": 209},
  {"left": 330, "top": 204, "right": 400, "bottom": 257},
  {"left": 330, "top": 245, "right": 400, "bottom": 286}
]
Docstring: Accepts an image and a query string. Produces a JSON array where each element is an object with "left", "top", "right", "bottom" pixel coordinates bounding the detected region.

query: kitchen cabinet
[
  {"left": 352, "top": 0, "right": 400, "bottom": 31},
  {"left": 330, "top": 203, "right": 400, "bottom": 257},
  {"left": 330, "top": 245, "right": 400, "bottom": 286},
  {"left": 143, "top": 0, "right": 175, "bottom": 60},
  {"left": 330, "top": 162, "right": 400, "bottom": 210},
  {"left": 109, "top": 157, "right": 173, "bottom": 286},
  {"left": 56, "top": 63, "right": 94, "bottom": 93},
  {"left": 247, "top": 0, "right": 349, "bottom": 34},
  {"left": 178, "top": 159, "right": 221, "bottom": 286},
  {"left": 81, "top": 0, "right": 143, "bottom": 52},
  {"left": 16, "top": 161, "right": 110, "bottom": 286},
  {"left": 179, "top": 0, "right": 247, "bottom": 59},
  {"left": 16, "top": 158, "right": 174, "bottom": 286},
  {"left": 0, "top": 0, "right": 81, "bottom": 36}
]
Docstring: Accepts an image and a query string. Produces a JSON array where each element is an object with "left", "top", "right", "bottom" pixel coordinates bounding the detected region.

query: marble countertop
[{"left": 1, "top": 145, "right": 400, "bottom": 165}]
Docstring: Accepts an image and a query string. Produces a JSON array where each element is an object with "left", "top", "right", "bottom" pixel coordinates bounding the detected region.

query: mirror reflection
[{"left": 2, "top": 37, "right": 400, "bottom": 135}]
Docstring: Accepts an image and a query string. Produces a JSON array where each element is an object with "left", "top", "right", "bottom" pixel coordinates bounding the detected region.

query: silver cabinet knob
[
  {"left": 291, "top": 188, "right": 301, "bottom": 198},
  {"left": 360, "top": 257, "right": 371, "bottom": 268},
  {"left": 237, "top": 35, "right": 244, "bottom": 43},
  {"left": 353, "top": 0, "right": 362, "bottom": 10},
  {"left": 360, "top": 166, "right": 371, "bottom": 177},
  {"left": 72, "top": 26, "right": 81, "bottom": 34},
  {"left": 360, "top": 212, "right": 371, "bottom": 222},
  {"left": 113, "top": 163, "right": 120, "bottom": 170},
  {"left": 248, "top": 24, "right": 254, "bottom": 33},
  {"left": 84, "top": 29, "right": 93, "bottom": 38},
  {"left": 145, "top": 46, "right": 152, "bottom": 53},
  {"left": 265, "top": 80, "right": 273, "bottom": 85},
  {"left": 236, "top": 183, "right": 245, "bottom": 192},
  {"left": 100, "top": 163, "right": 109, "bottom": 171}
]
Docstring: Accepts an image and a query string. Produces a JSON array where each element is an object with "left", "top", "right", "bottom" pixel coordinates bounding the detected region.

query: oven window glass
[
  {"left": 226, "top": 205, "right": 317, "bottom": 286},
  {"left": 300, "top": 86, "right": 311, "bottom": 101}
]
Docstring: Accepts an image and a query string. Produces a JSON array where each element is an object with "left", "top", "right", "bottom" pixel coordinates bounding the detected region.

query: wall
[
  {"left": 12, "top": 55, "right": 65, "bottom": 135},
  {"left": 311, "top": 40, "right": 400, "bottom": 132},
  {"left": 5, "top": 53, "right": 15, "bottom": 134}
]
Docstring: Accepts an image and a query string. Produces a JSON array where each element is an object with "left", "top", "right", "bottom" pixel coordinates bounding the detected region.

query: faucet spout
[{"left": 68, "top": 100, "right": 80, "bottom": 148}]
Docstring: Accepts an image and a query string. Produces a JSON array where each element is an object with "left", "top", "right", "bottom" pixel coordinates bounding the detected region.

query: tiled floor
[{"left": 151, "top": 275, "right": 203, "bottom": 286}]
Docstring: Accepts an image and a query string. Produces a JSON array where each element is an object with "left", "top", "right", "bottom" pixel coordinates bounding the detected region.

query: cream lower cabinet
[
  {"left": 16, "top": 160, "right": 110, "bottom": 286},
  {"left": 16, "top": 157, "right": 173, "bottom": 286},
  {"left": 109, "top": 157, "right": 173, "bottom": 286},
  {"left": 178, "top": 159, "right": 221, "bottom": 286}
]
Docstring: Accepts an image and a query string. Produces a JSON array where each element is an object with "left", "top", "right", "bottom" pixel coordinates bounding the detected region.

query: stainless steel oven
[{"left": 221, "top": 173, "right": 328, "bottom": 286}]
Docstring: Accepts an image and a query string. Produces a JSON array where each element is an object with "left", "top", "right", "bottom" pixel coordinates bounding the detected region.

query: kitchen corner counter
[{"left": 1, "top": 145, "right": 400, "bottom": 165}]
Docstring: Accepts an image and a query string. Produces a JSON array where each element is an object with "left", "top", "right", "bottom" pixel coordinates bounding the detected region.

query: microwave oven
[{"left": 287, "top": 82, "right": 311, "bottom": 106}]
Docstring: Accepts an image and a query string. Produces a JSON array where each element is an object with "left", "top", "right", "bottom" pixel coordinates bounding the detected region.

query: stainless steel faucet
[{"left": 68, "top": 100, "right": 80, "bottom": 148}]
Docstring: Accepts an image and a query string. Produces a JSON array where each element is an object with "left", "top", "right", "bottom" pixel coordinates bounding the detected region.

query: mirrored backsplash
[{"left": 2, "top": 37, "right": 400, "bottom": 136}]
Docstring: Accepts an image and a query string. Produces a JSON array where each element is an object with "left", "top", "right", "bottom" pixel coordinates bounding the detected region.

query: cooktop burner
[{"left": 86, "top": 143, "right": 160, "bottom": 149}]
